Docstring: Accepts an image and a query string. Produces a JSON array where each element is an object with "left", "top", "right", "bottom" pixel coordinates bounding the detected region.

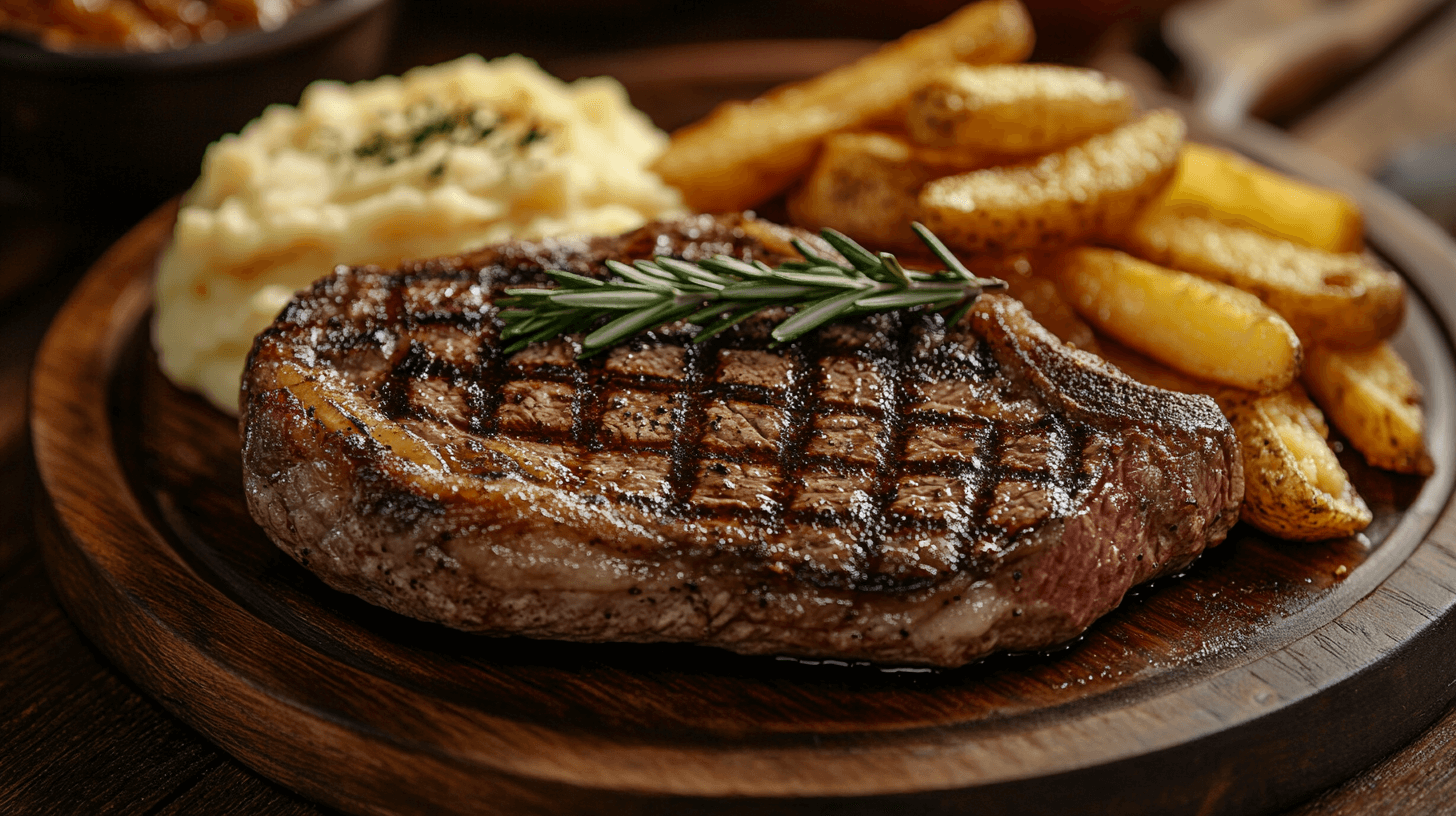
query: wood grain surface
[{"left": 23, "top": 117, "right": 1456, "bottom": 814}]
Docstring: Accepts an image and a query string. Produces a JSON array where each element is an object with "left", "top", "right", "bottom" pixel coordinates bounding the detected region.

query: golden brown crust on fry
[
  {"left": 1048, "top": 247, "right": 1301, "bottom": 393},
  {"left": 1304, "top": 343, "right": 1434, "bottom": 475},
  {"left": 1118, "top": 209, "right": 1404, "bottom": 348},
  {"left": 786, "top": 131, "right": 994, "bottom": 249},
  {"left": 918, "top": 109, "right": 1183, "bottom": 255},
  {"left": 1153, "top": 143, "right": 1364, "bottom": 254},
  {"left": 906, "top": 64, "right": 1134, "bottom": 153},
  {"left": 1223, "top": 387, "right": 1372, "bottom": 541},
  {"left": 653, "top": 0, "right": 1034, "bottom": 212}
]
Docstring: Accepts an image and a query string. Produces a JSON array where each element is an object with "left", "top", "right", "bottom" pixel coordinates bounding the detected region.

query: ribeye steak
[{"left": 241, "top": 214, "right": 1243, "bottom": 667}]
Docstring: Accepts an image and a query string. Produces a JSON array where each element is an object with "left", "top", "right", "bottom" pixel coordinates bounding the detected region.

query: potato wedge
[
  {"left": 906, "top": 64, "right": 1134, "bottom": 153},
  {"left": 1304, "top": 342, "right": 1434, "bottom": 475},
  {"left": 1096, "top": 340, "right": 1371, "bottom": 540},
  {"left": 787, "top": 131, "right": 995, "bottom": 249},
  {"left": 919, "top": 109, "right": 1184, "bottom": 255},
  {"left": 1224, "top": 387, "right": 1372, "bottom": 541},
  {"left": 1119, "top": 209, "right": 1404, "bottom": 348},
  {"left": 1048, "top": 247, "right": 1301, "bottom": 392},
  {"left": 1154, "top": 143, "right": 1364, "bottom": 253},
  {"left": 653, "top": 0, "right": 1034, "bottom": 212}
]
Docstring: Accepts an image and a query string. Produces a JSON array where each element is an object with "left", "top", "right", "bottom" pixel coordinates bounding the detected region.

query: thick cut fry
[
  {"left": 919, "top": 109, "right": 1184, "bottom": 255},
  {"left": 1224, "top": 387, "right": 1372, "bottom": 541},
  {"left": 1304, "top": 342, "right": 1434, "bottom": 474},
  {"left": 1049, "top": 247, "right": 1301, "bottom": 392},
  {"left": 653, "top": 0, "right": 1034, "bottom": 212},
  {"left": 787, "top": 131, "right": 994, "bottom": 249},
  {"left": 1120, "top": 208, "right": 1404, "bottom": 348},
  {"left": 906, "top": 64, "right": 1134, "bottom": 153},
  {"left": 1154, "top": 143, "right": 1363, "bottom": 253}
]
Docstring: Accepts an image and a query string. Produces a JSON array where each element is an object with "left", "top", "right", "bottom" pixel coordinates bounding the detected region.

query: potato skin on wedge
[
  {"left": 1049, "top": 247, "right": 1302, "bottom": 393},
  {"left": 1096, "top": 341, "right": 1374, "bottom": 542},
  {"left": 1305, "top": 343, "right": 1434, "bottom": 475},
  {"left": 1224, "top": 387, "right": 1372, "bottom": 541},
  {"left": 787, "top": 131, "right": 993, "bottom": 250},
  {"left": 906, "top": 64, "right": 1133, "bottom": 153},
  {"left": 653, "top": 0, "right": 1034, "bottom": 212},
  {"left": 1120, "top": 209, "right": 1404, "bottom": 348},
  {"left": 918, "top": 109, "right": 1183, "bottom": 255}
]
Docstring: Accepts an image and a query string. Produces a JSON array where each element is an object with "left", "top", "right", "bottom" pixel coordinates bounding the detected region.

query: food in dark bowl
[
  {"left": 0, "top": 0, "right": 393, "bottom": 211},
  {"left": 0, "top": 0, "right": 320, "bottom": 52}
]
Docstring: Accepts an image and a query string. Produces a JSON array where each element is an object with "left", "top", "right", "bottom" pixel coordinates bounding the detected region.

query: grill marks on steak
[{"left": 242, "top": 214, "right": 1242, "bottom": 666}]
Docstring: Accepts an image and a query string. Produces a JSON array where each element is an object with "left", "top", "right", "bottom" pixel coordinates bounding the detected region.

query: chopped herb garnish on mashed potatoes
[{"left": 153, "top": 55, "right": 685, "bottom": 413}]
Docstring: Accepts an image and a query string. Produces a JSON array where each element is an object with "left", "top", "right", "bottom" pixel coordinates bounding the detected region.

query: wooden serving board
[{"left": 28, "top": 75, "right": 1456, "bottom": 816}]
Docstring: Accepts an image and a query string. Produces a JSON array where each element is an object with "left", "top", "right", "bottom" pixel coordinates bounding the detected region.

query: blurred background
[{"left": 5, "top": 0, "right": 1456, "bottom": 220}]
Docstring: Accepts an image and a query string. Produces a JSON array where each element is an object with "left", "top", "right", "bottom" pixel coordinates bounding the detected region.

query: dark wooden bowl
[{"left": 28, "top": 44, "right": 1456, "bottom": 816}]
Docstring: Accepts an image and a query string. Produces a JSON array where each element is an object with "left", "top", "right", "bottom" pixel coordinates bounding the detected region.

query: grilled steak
[{"left": 241, "top": 214, "right": 1243, "bottom": 667}]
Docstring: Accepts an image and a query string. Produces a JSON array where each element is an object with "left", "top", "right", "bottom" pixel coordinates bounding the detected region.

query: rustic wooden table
[{"left": 6, "top": 2, "right": 1456, "bottom": 813}]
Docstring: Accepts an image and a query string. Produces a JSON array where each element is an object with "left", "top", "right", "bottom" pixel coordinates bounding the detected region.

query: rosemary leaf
[
  {"left": 789, "top": 237, "right": 845, "bottom": 270},
  {"left": 551, "top": 290, "right": 665, "bottom": 309},
  {"left": 582, "top": 299, "right": 683, "bottom": 353},
  {"left": 912, "top": 221, "right": 977, "bottom": 283},
  {"left": 655, "top": 256, "right": 731, "bottom": 288},
  {"left": 685, "top": 300, "right": 739, "bottom": 324},
  {"left": 771, "top": 288, "right": 869, "bottom": 343},
  {"left": 818, "top": 229, "right": 881, "bottom": 272},
  {"left": 694, "top": 305, "right": 766, "bottom": 344},
  {"left": 719, "top": 283, "right": 820, "bottom": 301},
  {"left": 500, "top": 313, "right": 552, "bottom": 341},
  {"left": 545, "top": 270, "right": 605, "bottom": 288},
  {"left": 856, "top": 290, "right": 965, "bottom": 310},
  {"left": 607, "top": 261, "right": 676, "bottom": 291},
  {"left": 494, "top": 225, "right": 1003, "bottom": 359},
  {"left": 496, "top": 308, "right": 535, "bottom": 323},
  {"left": 945, "top": 298, "right": 977, "bottom": 329},
  {"left": 502, "top": 287, "right": 557, "bottom": 299},
  {"left": 879, "top": 252, "right": 912, "bottom": 286},
  {"left": 632, "top": 260, "right": 688, "bottom": 285},
  {"left": 768, "top": 269, "right": 870, "bottom": 289},
  {"left": 500, "top": 306, "right": 577, "bottom": 331},
  {"left": 520, "top": 313, "right": 580, "bottom": 347},
  {"left": 700, "top": 256, "right": 773, "bottom": 279}
]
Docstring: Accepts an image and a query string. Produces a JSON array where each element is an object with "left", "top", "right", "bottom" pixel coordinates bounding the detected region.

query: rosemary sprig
[{"left": 495, "top": 222, "right": 1007, "bottom": 357}]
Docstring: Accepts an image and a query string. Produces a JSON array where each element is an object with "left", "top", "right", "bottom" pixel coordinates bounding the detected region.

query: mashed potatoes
[{"left": 154, "top": 54, "right": 685, "bottom": 412}]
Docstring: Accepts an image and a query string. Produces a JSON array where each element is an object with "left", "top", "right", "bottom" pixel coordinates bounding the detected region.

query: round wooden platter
[{"left": 27, "top": 61, "right": 1456, "bottom": 816}]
